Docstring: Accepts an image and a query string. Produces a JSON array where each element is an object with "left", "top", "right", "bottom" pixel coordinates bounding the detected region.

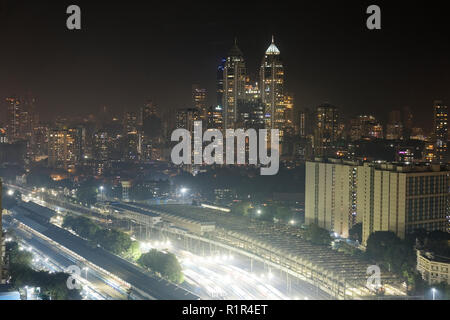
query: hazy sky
[{"left": 1, "top": 0, "right": 450, "bottom": 131}]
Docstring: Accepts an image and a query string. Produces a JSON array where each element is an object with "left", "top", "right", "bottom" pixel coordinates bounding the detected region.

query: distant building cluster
[
  {"left": 1, "top": 35, "right": 449, "bottom": 178},
  {"left": 297, "top": 100, "right": 450, "bottom": 165}
]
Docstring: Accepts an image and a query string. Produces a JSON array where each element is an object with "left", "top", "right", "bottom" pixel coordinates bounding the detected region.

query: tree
[
  {"left": 76, "top": 179, "right": 98, "bottom": 205},
  {"left": 304, "top": 224, "right": 332, "bottom": 246},
  {"left": 231, "top": 201, "right": 252, "bottom": 216},
  {"left": 349, "top": 223, "right": 362, "bottom": 243},
  {"left": 365, "top": 231, "right": 417, "bottom": 292},
  {"left": 6, "top": 241, "right": 82, "bottom": 300},
  {"left": 63, "top": 215, "right": 136, "bottom": 257},
  {"left": 138, "top": 249, "right": 184, "bottom": 284}
]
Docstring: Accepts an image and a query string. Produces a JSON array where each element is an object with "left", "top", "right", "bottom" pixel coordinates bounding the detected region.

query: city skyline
[
  {"left": 1, "top": 1, "right": 450, "bottom": 131},
  {"left": 1, "top": 1, "right": 450, "bottom": 303}
]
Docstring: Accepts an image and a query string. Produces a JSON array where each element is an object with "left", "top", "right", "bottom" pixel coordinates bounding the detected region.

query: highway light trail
[{"left": 140, "top": 240, "right": 308, "bottom": 300}]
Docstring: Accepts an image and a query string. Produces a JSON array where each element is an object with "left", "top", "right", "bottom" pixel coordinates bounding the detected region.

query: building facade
[
  {"left": 223, "top": 40, "right": 246, "bottom": 129},
  {"left": 359, "top": 163, "right": 449, "bottom": 244},
  {"left": 313, "top": 104, "right": 339, "bottom": 157},
  {"left": 433, "top": 100, "right": 448, "bottom": 163},
  {"left": 417, "top": 250, "right": 450, "bottom": 285},
  {"left": 306, "top": 159, "right": 450, "bottom": 245},
  {"left": 305, "top": 159, "right": 360, "bottom": 238},
  {"left": 260, "top": 36, "right": 284, "bottom": 133}
]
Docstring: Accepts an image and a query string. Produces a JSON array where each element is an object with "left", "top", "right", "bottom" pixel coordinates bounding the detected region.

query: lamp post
[
  {"left": 100, "top": 186, "right": 104, "bottom": 201},
  {"left": 432, "top": 288, "right": 436, "bottom": 300},
  {"left": 180, "top": 187, "right": 188, "bottom": 204},
  {"left": 83, "top": 267, "right": 89, "bottom": 280}
]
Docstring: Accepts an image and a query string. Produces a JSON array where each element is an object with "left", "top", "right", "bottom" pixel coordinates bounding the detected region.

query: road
[
  {"left": 5, "top": 204, "right": 200, "bottom": 300},
  {"left": 4, "top": 216, "right": 127, "bottom": 300}
]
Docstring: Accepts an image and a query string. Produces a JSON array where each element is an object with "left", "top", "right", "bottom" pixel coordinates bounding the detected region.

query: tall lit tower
[
  {"left": 223, "top": 39, "right": 246, "bottom": 129},
  {"left": 192, "top": 85, "right": 208, "bottom": 122},
  {"left": 5, "top": 97, "right": 20, "bottom": 142},
  {"left": 433, "top": 100, "right": 448, "bottom": 163},
  {"left": 314, "top": 104, "right": 339, "bottom": 157},
  {"left": 260, "top": 36, "right": 284, "bottom": 131}
]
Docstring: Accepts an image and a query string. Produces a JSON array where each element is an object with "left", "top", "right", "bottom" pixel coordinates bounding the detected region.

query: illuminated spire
[{"left": 266, "top": 35, "right": 280, "bottom": 55}]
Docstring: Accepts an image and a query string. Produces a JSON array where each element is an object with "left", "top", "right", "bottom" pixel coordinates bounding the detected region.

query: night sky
[{"left": 1, "top": 0, "right": 450, "bottom": 131}]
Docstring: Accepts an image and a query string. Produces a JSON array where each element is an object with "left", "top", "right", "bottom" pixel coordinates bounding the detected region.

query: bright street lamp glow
[
  {"left": 7, "top": 190, "right": 14, "bottom": 196},
  {"left": 180, "top": 188, "right": 188, "bottom": 194}
]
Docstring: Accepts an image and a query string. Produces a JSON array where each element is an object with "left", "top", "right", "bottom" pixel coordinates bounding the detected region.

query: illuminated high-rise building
[
  {"left": 260, "top": 36, "right": 284, "bottom": 132},
  {"left": 283, "top": 94, "right": 294, "bottom": 136},
  {"left": 176, "top": 108, "right": 199, "bottom": 132},
  {"left": 306, "top": 159, "right": 450, "bottom": 245},
  {"left": 93, "top": 130, "right": 109, "bottom": 161},
  {"left": 123, "top": 111, "right": 138, "bottom": 161},
  {"left": 349, "top": 115, "right": 383, "bottom": 141},
  {"left": 5, "top": 97, "right": 20, "bottom": 142},
  {"left": 192, "top": 85, "right": 208, "bottom": 123},
  {"left": 314, "top": 104, "right": 339, "bottom": 157},
  {"left": 207, "top": 105, "right": 223, "bottom": 130},
  {"left": 236, "top": 82, "right": 264, "bottom": 130},
  {"left": 48, "top": 127, "right": 82, "bottom": 172},
  {"left": 217, "top": 58, "right": 226, "bottom": 110},
  {"left": 433, "top": 100, "right": 448, "bottom": 163},
  {"left": 223, "top": 39, "right": 246, "bottom": 129}
]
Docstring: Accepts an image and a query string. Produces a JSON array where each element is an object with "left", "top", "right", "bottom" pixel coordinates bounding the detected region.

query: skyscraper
[
  {"left": 5, "top": 97, "right": 20, "bottom": 142},
  {"left": 349, "top": 115, "right": 383, "bottom": 141},
  {"left": 223, "top": 39, "right": 246, "bottom": 129},
  {"left": 306, "top": 159, "right": 450, "bottom": 245},
  {"left": 176, "top": 108, "right": 199, "bottom": 132},
  {"left": 260, "top": 36, "right": 284, "bottom": 132},
  {"left": 359, "top": 162, "right": 449, "bottom": 244},
  {"left": 283, "top": 94, "right": 294, "bottom": 136},
  {"left": 433, "top": 100, "right": 448, "bottom": 163},
  {"left": 123, "top": 112, "right": 138, "bottom": 161},
  {"left": 216, "top": 58, "right": 225, "bottom": 110},
  {"left": 314, "top": 104, "right": 339, "bottom": 157},
  {"left": 207, "top": 105, "right": 223, "bottom": 130},
  {"left": 192, "top": 85, "right": 208, "bottom": 123},
  {"left": 48, "top": 127, "right": 82, "bottom": 172},
  {"left": 305, "top": 159, "right": 359, "bottom": 238}
]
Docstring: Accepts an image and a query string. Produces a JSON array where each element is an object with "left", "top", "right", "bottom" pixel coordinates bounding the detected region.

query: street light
[
  {"left": 432, "top": 287, "right": 436, "bottom": 300},
  {"left": 180, "top": 187, "right": 188, "bottom": 203},
  {"left": 7, "top": 189, "right": 14, "bottom": 196},
  {"left": 83, "top": 267, "right": 89, "bottom": 280}
]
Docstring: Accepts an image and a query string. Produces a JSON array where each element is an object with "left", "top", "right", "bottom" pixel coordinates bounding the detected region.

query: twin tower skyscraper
[{"left": 217, "top": 36, "right": 285, "bottom": 133}]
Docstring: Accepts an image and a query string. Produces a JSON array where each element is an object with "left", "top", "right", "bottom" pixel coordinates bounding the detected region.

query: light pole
[
  {"left": 83, "top": 267, "right": 88, "bottom": 280},
  {"left": 432, "top": 288, "right": 436, "bottom": 300},
  {"left": 100, "top": 186, "right": 104, "bottom": 201},
  {"left": 180, "top": 187, "right": 188, "bottom": 204}
]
